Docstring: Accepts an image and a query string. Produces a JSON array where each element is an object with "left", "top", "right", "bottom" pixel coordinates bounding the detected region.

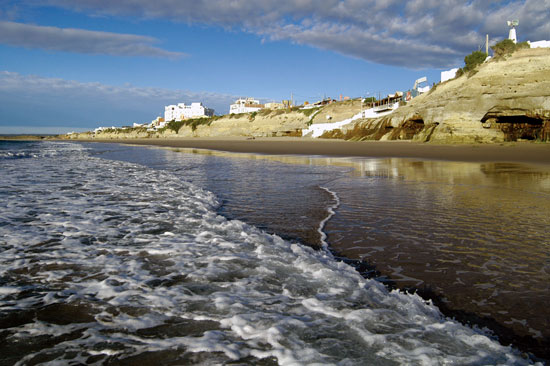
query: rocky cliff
[
  {"left": 66, "top": 108, "right": 317, "bottom": 140},
  {"left": 64, "top": 48, "right": 550, "bottom": 144},
  {"left": 333, "top": 48, "right": 550, "bottom": 143}
]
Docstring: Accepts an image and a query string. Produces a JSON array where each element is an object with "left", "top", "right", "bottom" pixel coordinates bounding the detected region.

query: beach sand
[
  {"left": 63, "top": 137, "right": 550, "bottom": 360},
  {"left": 78, "top": 137, "right": 550, "bottom": 165}
]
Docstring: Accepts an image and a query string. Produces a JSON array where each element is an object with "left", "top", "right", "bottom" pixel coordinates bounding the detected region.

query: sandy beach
[{"left": 76, "top": 137, "right": 550, "bottom": 165}]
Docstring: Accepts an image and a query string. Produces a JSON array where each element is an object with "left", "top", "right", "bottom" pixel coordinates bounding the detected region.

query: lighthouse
[{"left": 507, "top": 20, "right": 518, "bottom": 43}]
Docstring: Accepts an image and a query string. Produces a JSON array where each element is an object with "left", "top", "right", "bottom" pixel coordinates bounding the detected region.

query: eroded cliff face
[
  {"left": 193, "top": 110, "right": 309, "bottom": 138},
  {"left": 64, "top": 49, "right": 550, "bottom": 144},
  {"left": 65, "top": 109, "right": 311, "bottom": 140},
  {"left": 341, "top": 48, "right": 550, "bottom": 143}
]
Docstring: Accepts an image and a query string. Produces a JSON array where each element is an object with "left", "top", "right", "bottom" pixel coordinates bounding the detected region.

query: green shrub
[
  {"left": 517, "top": 41, "right": 530, "bottom": 51},
  {"left": 492, "top": 39, "right": 516, "bottom": 57},
  {"left": 187, "top": 117, "right": 213, "bottom": 131},
  {"left": 491, "top": 39, "right": 530, "bottom": 58},
  {"left": 464, "top": 50, "right": 487, "bottom": 72},
  {"left": 166, "top": 120, "right": 185, "bottom": 133},
  {"left": 163, "top": 116, "right": 219, "bottom": 133},
  {"left": 299, "top": 107, "right": 321, "bottom": 117},
  {"left": 258, "top": 108, "right": 272, "bottom": 116},
  {"left": 113, "top": 126, "right": 148, "bottom": 134}
]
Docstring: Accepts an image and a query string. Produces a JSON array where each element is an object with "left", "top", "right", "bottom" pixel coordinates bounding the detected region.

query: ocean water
[
  {"left": 0, "top": 140, "right": 542, "bottom": 365},
  {"left": 322, "top": 159, "right": 550, "bottom": 359},
  {"left": 89, "top": 142, "right": 550, "bottom": 360}
]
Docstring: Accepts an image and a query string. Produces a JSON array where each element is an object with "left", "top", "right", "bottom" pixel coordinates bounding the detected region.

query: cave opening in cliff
[
  {"left": 492, "top": 115, "right": 543, "bottom": 125},
  {"left": 401, "top": 118, "right": 425, "bottom": 138},
  {"left": 390, "top": 117, "right": 424, "bottom": 140},
  {"left": 495, "top": 116, "right": 544, "bottom": 141},
  {"left": 490, "top": 115, "right": 545, "bottom": 141}
]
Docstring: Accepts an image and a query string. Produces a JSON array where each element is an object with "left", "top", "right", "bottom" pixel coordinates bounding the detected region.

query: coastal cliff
[
  {"left": 330, "top": 48, "right": 550, "bottom": 143},
  {"left": 66, "top": 109, "right": 315, "bottom": 140},
  {"left": 64, "top": 100, "right": 363, "bottom": 141},
  {"left": 64, "top": 48, "right": 550, "bottom": 144}
]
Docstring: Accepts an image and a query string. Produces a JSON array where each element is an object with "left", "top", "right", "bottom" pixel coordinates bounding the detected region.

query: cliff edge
[
  {"left": 64, "top": 48, "right": 550, "bottom": 144},
  {"left": 331, "top": 48, "right": 550, "bottom": 143}
]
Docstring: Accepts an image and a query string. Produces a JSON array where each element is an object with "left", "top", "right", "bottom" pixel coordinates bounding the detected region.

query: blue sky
[{"left": 1, "top": 0, "right": 549, "bottom": 133}]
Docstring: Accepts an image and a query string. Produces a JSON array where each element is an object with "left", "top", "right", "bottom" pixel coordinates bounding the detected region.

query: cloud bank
[
  {"left": 0, "top": 21, "right": 185, "bottom": 58},
  {"left": 0, "top": 71, "right": 237, "bottom": 127},
  {"left": 33, "top": 0, "right": 550, "bottom": 68}
]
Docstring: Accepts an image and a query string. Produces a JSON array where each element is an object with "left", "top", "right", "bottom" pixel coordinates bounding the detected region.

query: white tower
[{"left": 507, "top": 20, "right": 518, "bottom": 44}]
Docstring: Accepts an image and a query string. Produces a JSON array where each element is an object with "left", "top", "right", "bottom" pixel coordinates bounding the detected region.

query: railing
[{"left": 373, "top": 103, "right": 395, "bottom": 112}]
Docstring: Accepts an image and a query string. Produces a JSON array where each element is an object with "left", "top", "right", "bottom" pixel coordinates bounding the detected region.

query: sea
[{"left": 1, "top": 140, "right": 548, "bottom": 365}]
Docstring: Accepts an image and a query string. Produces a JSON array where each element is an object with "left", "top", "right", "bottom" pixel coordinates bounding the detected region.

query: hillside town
[
  {"left": 89, "top": 22, "right": 549, "bottom": 140},
  {"left": 92, "top": 74, "right": 433, "bottom": 135}
]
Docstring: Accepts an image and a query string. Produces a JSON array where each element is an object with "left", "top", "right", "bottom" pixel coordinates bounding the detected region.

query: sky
[{"left": 1, "top": 0, "right": 549, "bottom": 134}]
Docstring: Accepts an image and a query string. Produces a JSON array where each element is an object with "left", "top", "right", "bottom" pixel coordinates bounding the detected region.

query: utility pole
[{"left": 486, "top": 34, "right": 489, "bottom": 55}]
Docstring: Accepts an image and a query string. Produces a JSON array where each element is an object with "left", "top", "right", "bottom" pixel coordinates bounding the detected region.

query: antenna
[{"left": 507, "top": 20, "right": 519, "bottom": 43}]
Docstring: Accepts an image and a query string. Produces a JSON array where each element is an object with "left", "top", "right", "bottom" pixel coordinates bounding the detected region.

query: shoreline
[
  {"left": 69, "top": 137, "right": 550, "bottom": 165},
  {"left": 46, "top": 137, "right": 550, "bottom": 361}
]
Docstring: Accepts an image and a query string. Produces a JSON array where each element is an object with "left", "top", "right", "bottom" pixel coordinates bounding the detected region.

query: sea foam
[{"left": 0, "top": 141, "right": 537, "bottom": 365}]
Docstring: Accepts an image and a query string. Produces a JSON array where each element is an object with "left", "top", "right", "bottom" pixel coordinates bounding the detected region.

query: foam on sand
[{"left": 0, "top": 141, "right": 537, "bottom": 365}]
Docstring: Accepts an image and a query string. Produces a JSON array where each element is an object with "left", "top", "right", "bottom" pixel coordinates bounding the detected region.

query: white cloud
[
  {"left": 0, "top": 71, "right": 238, "bottom": 127},
  {"left": 0, "top": 21, "right": 185, "bottom": 58},
  {"left": 31, "top": 0, "right": 550, "bottom": 68}
]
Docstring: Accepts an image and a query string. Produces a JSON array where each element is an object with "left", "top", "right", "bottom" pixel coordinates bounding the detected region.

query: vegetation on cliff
[
  {"left": 462, "top": 50, "right": 488, "bottom": 73},
  {"left": 99, "top": 126, "right": 152, "bottom": 136},
  {"left": 455, "top": 40, "right": 529, "bottom": 78},
  {"left": 491, "top": 39, "right": 530, "bottom": 58},
  {"left": 163, "top": 116, "right": 222, "bottom": 133},
  {"left": 65, "top": 46, "right": 548, "bottom": 144},
  {"left": 331, "top": 48, "right": 550, "bottom": 144}
]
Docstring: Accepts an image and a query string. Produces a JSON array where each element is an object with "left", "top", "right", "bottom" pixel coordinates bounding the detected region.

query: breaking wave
[{"left": 0, "top": 141, "right": 535, "bottom": 365}]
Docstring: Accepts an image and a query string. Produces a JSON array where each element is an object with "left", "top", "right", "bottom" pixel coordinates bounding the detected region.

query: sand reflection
[{"left": 164, "top": 145, "right": 550, "bottom": 357}]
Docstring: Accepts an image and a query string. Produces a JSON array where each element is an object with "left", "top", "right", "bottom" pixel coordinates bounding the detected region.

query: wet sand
[
  {"left": 78, "top": 137, "right": 550, "bottom": 165},
  {"left": 69, "top": 138, "right": 550, "bottom": 360}
]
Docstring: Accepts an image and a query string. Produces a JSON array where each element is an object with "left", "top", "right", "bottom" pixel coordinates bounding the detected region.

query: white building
[
  {"left": 508, "top": 20, "right": 518, "bottom": 44},
  {"left": 229, "top": 97, "right": 264, "bottom": 114},
  {"left": 149, "top": 116, "right": 166, "bottom": 129},
  {"left": 164, "top": 102, "right": 215, "bottom": 122},
  {"left": 414, "top": 77, "right": 430, "bottom": 94},
  {"left": 528, "top": 40, "right": 550, "bottom": 48},
  {"left": 441, "top": 68, "right": 459, "bottom": 83},
  {"left": 164, "top": 105, "right": 179, "bottom": 122},
  {"left": 93, "top": 126, "right": 117, "bottom": 133}
]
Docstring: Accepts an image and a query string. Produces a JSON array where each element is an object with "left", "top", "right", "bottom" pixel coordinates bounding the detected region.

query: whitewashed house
[
  {"left": 164, "top": 105, "right": 179, "bottom": 122},
  {"left": 164, "top": 102, "right": 215, "bottom": 121},
  {"left": 181, "top": 102, "right": 214, "bottom": 119},
  {"left": 229, "top": 98, "right": 264, "bottom": 114},
  {"left": 441, "top": 68, "right": 459, "bottom": 83},
  {"left": 93, "top": 126, "right": 116, "bottom": 133},
  {"left": 528, "top": 40, "right": 550, "bottom": 48}
]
